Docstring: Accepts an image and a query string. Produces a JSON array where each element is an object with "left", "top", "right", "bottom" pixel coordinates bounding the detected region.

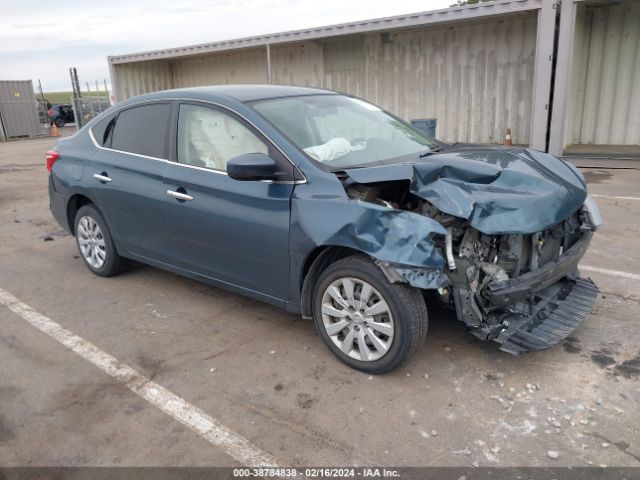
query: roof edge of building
[{"left": 108, "top": 0, "right": 541, "bottom": 65}]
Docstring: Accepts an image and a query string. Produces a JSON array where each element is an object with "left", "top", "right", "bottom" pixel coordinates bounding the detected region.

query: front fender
[{"left": 288, "top": 181, "right": 449, "bottom": 313}]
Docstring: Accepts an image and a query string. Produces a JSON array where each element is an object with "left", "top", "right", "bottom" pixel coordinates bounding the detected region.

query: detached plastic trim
[{"left": 584, "top": 195, "right": 604, "bottom": 230}]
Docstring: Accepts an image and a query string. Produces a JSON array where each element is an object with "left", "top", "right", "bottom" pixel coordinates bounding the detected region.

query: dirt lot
[{"left": 0, "top": 135, "right": 639, "bottom": 468}]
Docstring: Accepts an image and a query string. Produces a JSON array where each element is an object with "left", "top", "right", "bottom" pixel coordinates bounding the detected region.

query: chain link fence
[
  {"left": 71, "top": 96, "right": 110, "bottom": 129},
  {"left": 36, "top": 98, "right": 53, "bottom": 135}
]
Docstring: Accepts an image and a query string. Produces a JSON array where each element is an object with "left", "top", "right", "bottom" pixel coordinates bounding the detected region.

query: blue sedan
[{"left": 47, "top": 85, "right": 602, "bottom": 373}]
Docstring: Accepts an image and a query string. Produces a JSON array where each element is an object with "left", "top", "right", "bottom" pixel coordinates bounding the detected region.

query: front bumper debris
[
  {"left": 445, "top": 207, "right": 599, "bottom": 354},
  {"left": 494, "top": 277, "right": 598, "bottom": 354},
  {"left": 484, "top": 231, "right": 592, "bottom": 307}
]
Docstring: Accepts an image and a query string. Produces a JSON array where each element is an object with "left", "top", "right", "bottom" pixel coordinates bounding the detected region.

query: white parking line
[
  {"left": 0, "top": 287, "right": 281, "bottom": 468},
  {"left": 590, "top": 194, "right": 640, "bottom": 201},
  {"left": 581, "top": 265, "right": 640, "bottom": 281}
]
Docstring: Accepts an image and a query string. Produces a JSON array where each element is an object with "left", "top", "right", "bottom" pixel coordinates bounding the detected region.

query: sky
[{"left": 1, "top": 0, "right": 452, "bottom": 92}]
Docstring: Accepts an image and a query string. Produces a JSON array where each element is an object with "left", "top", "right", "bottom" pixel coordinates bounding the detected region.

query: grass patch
[{"left": 39, "top": 91, "right": 108, "bottom": 104}]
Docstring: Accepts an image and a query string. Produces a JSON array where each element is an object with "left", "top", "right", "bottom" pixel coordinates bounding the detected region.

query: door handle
[
  {"left": 167, "top": 189, "right": 194, "bottom": 201},
  {"left": 93, "top": 173, "right": 112, "bottom": 183}
]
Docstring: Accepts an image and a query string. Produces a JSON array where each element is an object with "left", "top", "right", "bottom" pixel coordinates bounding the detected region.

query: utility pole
[
  {"left": 69, "top": 68, "right": 81, "bottom": 98},
  {"left": 69, "top": 68, "right": 82, "bottom": 129}
]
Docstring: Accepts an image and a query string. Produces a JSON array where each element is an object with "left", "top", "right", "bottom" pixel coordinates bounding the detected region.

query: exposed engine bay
[{"left": 340, "top": 174, "right": 602, "bottom": 354}]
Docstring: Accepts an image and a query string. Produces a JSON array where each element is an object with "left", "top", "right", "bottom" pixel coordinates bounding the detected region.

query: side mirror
[{"left": 227, "top": 153, "right": 278, "bottom": 181}]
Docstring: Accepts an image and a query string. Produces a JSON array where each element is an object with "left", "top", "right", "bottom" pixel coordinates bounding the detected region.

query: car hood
[{"left": 343, "top": 147, "right": 587, "bottom": 235}]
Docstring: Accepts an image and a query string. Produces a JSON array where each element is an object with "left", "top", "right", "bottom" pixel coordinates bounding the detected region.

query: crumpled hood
[{"left": 344, "top": 147, "right": 587, "bottom": 235}]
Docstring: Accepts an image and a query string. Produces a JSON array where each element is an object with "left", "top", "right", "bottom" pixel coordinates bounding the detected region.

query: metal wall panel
[
  {"left": 569, "top": 1, "right": 640, "bottom": 146},
  {"left": 113, "top": 61, "right": 175, "bottom": 100},
  {"left": 112, "top": 14, "right": 538, "bottom": 145},
  {"left": 0, "top": 80, "right": 40, "bottom": 138},
  {"left": 360, "top": 14, "right": 538, "bottom": 144},
  {"left": 272, "top": 14, "right": 538, "bottom": 144},
  {"left": 561, "top": 1, "right": 589, "bottom": 148},
  {"left": 274, "top": 14, "right": 538, "bottom": 145},
  {"left": 175, "top": 48, "right": 267, "bottom": 87},
  {"left": 324, "top": 36, "right": 366, "bottom": 98},
  {"left": 271, "top": 42, "right": 324, "bottom": 87}
]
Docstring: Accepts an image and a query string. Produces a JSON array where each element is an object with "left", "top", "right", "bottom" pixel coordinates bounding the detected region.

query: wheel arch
[
  {"left": 299, "top": 245, "right": 367, "bottom": 319},
  {"left": 66, "top": 193, "right": 96, "bottom": 235}
]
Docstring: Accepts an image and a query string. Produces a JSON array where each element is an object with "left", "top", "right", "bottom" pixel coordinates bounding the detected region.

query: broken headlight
[{"left": 583, "top": 195, "right": 603, "bottom": 230}]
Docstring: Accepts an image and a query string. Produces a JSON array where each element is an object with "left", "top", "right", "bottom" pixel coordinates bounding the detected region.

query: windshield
[{"left": 251, "top": 94, "right": 439, "bottom": 169}]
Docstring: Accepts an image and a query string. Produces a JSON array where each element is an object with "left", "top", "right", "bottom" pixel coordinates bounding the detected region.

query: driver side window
[{"left": 177, "top": 104, "right": 268, "bottom": 172}]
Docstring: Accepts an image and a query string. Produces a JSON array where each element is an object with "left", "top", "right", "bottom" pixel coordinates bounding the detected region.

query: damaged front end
[
  {"left": 442, "top": 209, "right": 599, "bottom": 354},
  {"left": 338, "top": 149, "right": 602, "bottom": 354}
]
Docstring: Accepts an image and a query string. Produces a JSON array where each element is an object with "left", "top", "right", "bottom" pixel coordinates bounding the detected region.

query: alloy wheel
[
  {"left": 77, "top": 216, "right": 107, "bottom": 269},
  {"left": 320, "top": 277, "right": 394, "bottom": 361}
]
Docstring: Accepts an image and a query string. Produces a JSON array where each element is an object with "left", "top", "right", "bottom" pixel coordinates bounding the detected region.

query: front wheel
[{"left": 312, "top": 255, "right": 428, "bottom": 374}]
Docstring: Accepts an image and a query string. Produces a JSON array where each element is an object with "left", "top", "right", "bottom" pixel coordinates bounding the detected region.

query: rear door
[
  {"left": 89, "top": 101, "right": 172, "bottom": 261},
  {"left": 161, "top": 102, "right": 296, "bottom": 301}
]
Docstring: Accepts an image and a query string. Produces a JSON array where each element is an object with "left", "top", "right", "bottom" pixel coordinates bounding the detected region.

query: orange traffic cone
[
  {"left": 503, "top": 128, "right": 512, "bottom": 146},
  {"left": 51, "top": 123, "right": 59, "bottom": 137}
]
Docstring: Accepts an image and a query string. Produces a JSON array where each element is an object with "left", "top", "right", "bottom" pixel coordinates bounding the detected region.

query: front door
[{"left": 162, "top": 102, "right": 294, "bottom": 301}]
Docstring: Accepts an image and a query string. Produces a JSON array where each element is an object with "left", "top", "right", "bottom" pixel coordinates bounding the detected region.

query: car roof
[{"left": 132, "top": 84, "right": 336, "bottom": 103}]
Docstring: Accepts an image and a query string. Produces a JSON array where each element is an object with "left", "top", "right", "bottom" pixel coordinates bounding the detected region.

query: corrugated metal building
[{"left": 108, "top": 0, "right": 640, "bottom": 157}]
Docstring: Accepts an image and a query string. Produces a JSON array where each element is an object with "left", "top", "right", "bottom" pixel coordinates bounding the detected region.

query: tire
[
  {"left": 312, "top": 254, "right": 428, "bottom": 374},
  {"left": 74, "top": 204, "right": 126, "bottom": 277},
  {"left": 54, "top": 118, "right": 65, "bottom": 128}
]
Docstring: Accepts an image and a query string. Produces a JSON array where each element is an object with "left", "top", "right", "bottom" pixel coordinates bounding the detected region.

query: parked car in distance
[
  {"left": 48, "top": 103, "right": 75, "bottom": 127},
  {"left": 47, "top": 85, "right": 603, "bottom": 373}
]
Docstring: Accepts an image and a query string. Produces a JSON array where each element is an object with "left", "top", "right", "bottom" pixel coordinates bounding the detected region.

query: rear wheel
[
  {"left": 312, "top": 255, "right": 428, "bottom": 374},
  {"left": 75, "top": 204, "right": 126, "bottom": 277},
  {"left": 54, "top": 117, "right": 65, "bottom": 128}
]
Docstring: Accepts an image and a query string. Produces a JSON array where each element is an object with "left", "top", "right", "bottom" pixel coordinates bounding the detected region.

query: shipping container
[{"left": 0, "top": 80, "right": 41, "bottom": 139}]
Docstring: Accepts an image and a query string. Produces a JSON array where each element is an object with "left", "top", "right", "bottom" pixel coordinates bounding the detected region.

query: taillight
[
  {"left": 46, "top": 149, "right": 60, "bottom": 172},
  {"left": 48, "top": 108, "right": 53, "bottom": 117}
]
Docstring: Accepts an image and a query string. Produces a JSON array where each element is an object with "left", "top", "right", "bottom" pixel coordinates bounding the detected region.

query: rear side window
[
  {"left": 110, "top": 103, "right": 171, "bottom": 158},
  {"left": 91, "top": 113, "right": 116, "bottom": 146}
]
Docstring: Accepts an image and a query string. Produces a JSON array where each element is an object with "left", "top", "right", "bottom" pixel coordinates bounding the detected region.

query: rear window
[{"left": 110, "top": 103, "right": 171, "bottom": 158}]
